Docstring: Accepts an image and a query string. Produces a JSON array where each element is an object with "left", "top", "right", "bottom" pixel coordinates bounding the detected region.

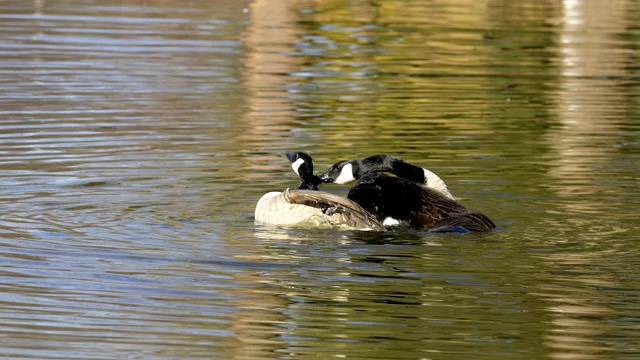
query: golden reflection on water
[
  {"left": 549, "top": 0, "right": 632, "bottom": 200},
  {"left": 233, "top": 10, "right": 310, "bottom": 297},
  {"left": 536, "top": 252, "right": 618, "bottom": 360},
  {"left": 544, "top": 2, "right": 634, "bottom": 356},
  {"left": 239, "top": 0, "right": 301, "bottom": 158},
  {"left": 224, "top": 2, "right": 304, "bottom": 357}
]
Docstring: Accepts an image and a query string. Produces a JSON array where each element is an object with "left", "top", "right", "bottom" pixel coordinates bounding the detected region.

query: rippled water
[{"left": 1, "top": 0, "right": 639, "bottom": 359}]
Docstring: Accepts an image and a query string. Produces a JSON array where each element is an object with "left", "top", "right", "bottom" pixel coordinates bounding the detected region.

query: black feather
[{"left": 347, "top": 173, "right": 495, "bottom": 232}]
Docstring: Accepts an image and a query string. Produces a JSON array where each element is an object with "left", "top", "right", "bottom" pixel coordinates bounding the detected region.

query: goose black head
[
  {"left": 319, "top": 159, "right": 361, "bottom": 184},
  {"left": 320, "top": 155, "right": 407, "bottom": 184},
  {"left": 285, "top": 152, "right": 322, "bottom": 190}
]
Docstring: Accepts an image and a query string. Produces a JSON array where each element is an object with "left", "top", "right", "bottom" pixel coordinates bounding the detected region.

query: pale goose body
[{"left": 255, "top": 188, "right": 386, "bottom": 231}]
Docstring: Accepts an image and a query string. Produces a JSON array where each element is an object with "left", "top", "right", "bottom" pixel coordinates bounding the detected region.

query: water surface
[{"left": 0, "top": 0, "right": 639, "bottom": 359}]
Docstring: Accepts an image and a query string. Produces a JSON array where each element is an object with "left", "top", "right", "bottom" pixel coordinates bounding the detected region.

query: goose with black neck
[{"left": 320, "top": 154, "right": 454, "bottom": 200}]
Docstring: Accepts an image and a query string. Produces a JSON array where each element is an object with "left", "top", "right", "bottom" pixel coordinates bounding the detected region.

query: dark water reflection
[{"left": 1, "top": 0, "right": 639, "bottom": 359}]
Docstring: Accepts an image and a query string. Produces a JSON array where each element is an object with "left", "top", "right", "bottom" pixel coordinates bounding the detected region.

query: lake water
[{"left": 0, "top": 0, "right": 639, "bottom": 359}]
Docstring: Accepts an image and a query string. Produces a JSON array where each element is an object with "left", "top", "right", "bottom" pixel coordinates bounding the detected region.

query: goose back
[{"left": 320, "top": 154, "right": 454, "bottom": 199}]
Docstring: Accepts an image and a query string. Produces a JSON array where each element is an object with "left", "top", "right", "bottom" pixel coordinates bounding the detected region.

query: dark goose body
[{"left": 347, "top": 172, "right": 496, "bottom": 232}]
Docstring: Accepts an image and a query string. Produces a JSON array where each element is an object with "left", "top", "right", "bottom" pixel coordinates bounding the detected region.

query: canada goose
[
  {"left": 319, "top": 154, "right": 454, "bottom": 199},
  {"left": 254, "top": 153, "right": 386, "bottom": 231},
  {"left": 347, "top": 172, "right": 496, "bottom": 232}
]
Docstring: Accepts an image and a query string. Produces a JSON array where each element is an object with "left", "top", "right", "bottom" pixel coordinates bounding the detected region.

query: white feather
[
  {"left": 423, "top": 168, "right": 454, "bottom": 199},
  {"left": 291, "top": 158, "right": 305, "bottom": 176},
  {"left": 334, "top": 163, "right": 356, "bottom": 184},
  {"left": 382, "top": 217, "right": 401, "bottom": 227}
]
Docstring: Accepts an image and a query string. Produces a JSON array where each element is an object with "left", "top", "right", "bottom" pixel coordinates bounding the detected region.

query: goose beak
[
  {"left": 319, "top": 172, "right": 333, "bottom": 183},
  {"left": 285, "top": 152, "right": 296, "bottom": 163}
]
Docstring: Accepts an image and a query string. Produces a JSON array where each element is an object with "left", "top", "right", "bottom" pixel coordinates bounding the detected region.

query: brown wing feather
[
  {"left": 418, "top": 188, "right": 496, "bottom": 231},
  {"left": 432, "top": 212, "right": 497, "bottom": 232},
  {"left": 286, "top": 189, "right": 355, "bottom": 209},
  {"left": 285, "top": 189, "right": 386, "bottom": 231},
  {"left": 419, "top": 187, "right": 469, "bottom": 217}
]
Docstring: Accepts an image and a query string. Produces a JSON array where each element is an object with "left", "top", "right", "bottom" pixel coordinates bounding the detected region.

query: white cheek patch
[
  {"left": 334, "top": 163, "right": 356, "bottom": 184},
  {"left": 291, "top": 158, "right": 305, "bottom": 176}
]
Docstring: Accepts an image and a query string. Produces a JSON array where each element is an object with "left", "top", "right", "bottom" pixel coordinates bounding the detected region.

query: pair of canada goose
[{"left": 254, "top": 152, "right": 496, "bottom": 232}]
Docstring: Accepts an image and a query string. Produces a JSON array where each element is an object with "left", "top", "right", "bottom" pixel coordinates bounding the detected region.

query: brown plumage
[{"left": 284, "top": 189, "right": 386, "bottom": 231}]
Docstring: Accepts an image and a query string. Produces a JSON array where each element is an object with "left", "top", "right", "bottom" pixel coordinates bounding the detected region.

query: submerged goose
[
  {"left": 347, "top": 172, "right": 496, "bottom": 232},
  {"left": 254, "top": 152, "right": 386, "bottom": 231},
  {"left": 319, "top": 154, "right": 454, "bottom": 199}
]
